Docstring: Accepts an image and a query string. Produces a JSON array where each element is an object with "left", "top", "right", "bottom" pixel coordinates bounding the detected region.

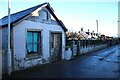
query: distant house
[
  {"left": 66, "top": 31, "right": 86, "bottom": 40},
  {"left": 100, "top": 34, "right": 106, "bottom": 41},
  {"left": 0, "top": 2, "right": 67, "bottom": 73},
  {"left": 81, "top": 31, "right": 88, "bottom": 40}
]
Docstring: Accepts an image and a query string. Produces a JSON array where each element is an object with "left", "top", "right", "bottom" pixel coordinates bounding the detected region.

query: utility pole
[
  {"left": 118, "top": 1, "right": 120, "bottom": 38},
  {"left": 96, "top": 20, "right": 98, "bottom": 37},
  {"left": 8, "top": 0, "right": 12, "bottom": 75}
]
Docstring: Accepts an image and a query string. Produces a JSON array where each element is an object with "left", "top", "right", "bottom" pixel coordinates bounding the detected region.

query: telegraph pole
[
  {"left": 96, "top": 20, "right": 98, "bottom": 38},
  {"left": 8, "top": 0, "right": 12, "bottom": 75}
]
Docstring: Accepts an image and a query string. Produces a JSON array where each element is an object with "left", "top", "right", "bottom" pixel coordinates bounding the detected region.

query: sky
[{"left": 0, "top": 0, "right": 119, "bottom": 37}]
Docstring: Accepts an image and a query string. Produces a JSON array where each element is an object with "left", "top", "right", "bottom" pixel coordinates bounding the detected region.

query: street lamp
[
  {"left": 118, "top": 20, "right": 120, "bottom": 38},
  {"left": 8, "top": 0, "right": 12, "bottom": 75},
  {"left": 96, "top": 20, "right": 99, "bottom": 38}
]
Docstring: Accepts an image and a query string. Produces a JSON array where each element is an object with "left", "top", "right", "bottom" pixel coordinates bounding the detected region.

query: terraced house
[{"left": 0, "top": 2, "right": 67, "bottom": 74}]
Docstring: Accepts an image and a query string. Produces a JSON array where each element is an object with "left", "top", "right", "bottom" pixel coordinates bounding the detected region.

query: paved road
[{"left": 11, "top": 44, "right": 120, "bottom": 78}]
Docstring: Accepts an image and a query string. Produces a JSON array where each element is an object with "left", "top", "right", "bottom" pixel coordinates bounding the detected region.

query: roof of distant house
[{"left": 0, "top": 2, "right": 67, "bottom": 31}]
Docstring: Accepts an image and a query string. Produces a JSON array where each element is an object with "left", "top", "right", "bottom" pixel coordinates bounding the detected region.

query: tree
[
  {"left": 81, "top": 27, "right": 83, "bottom": 32},
  {"left": 66, "top": 31, "right": 85, "bottom": 40},
  {"left": 86, "top": 29, "right": 90, "bottom": 35}
]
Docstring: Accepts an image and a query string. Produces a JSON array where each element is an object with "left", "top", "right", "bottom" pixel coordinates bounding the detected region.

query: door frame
[{"left": 49, "top": 31, "right": 62, "bottom": 62}]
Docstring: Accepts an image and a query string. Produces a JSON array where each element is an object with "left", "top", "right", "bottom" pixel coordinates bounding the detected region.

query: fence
[{"left": 65, "top": 39, "right": 119, "bottom": 60}]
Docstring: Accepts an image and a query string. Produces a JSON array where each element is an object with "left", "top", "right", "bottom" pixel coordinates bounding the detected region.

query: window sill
[{"left": 25, "top": 55, "right": 42, "bottom": 61}]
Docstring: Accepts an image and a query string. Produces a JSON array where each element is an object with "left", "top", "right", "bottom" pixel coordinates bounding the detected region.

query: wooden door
[{"left": 50, "top": 33, "right": 62, "bottom": 62}]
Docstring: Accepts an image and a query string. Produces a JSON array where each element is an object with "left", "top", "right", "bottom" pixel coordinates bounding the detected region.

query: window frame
[{"left": 25, "top": 29, "right": 43, "bottom": 59}]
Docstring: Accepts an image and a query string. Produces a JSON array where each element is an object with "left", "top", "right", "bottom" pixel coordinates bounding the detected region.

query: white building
[
  {"left": 0, "top": 2, "right": 67, "bottom": 73},
  {"left": 81, "top": 31, "right": 88, "bottom": 40}
]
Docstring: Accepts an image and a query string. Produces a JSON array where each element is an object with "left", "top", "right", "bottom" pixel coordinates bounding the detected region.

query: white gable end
[{"left": 25, "top": 7, "right": 59, "bottom": 25}]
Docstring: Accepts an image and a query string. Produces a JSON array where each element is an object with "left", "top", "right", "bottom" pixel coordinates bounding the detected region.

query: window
[
  {"left": 27, "top": 31, "right": 42, "bottom": 57},
  {"left": 43, "top": 11, "right": 48, "bottom": 21}
]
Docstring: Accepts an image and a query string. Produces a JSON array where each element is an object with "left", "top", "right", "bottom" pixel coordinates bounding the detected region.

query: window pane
[
  {"left": 51, "top": 34, "right": 54, "bottom": 42},
  {"left": 27, "top": 44, "right": 33, "bottom": 54},
  {"left": 33, "top": 43, "right": 38, "bottom": 53},
  {"left": 34, "top": 32, "right": 38, "bottom": 43},
  {"left": 27, "top": 32, "right": 32, "bottom": 43},
  {"left": 27, "top": 31, "right": 41, "bottom": 56},
  {"left": 43, "top": 11, "right": 47, "bottom": 20},
  {"left": 55, "top": 34, "right": 58, "bottom": 42},
  {"left": 51, "top": 42, "right": 54, "bottom": 48}
]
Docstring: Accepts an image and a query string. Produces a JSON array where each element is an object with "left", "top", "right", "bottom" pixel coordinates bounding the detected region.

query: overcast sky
[{"left": 0, "top": 0, "right": 119, "bottom": 37}]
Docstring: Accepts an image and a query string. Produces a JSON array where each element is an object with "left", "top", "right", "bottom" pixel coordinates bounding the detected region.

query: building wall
[
  {"left": 1, "top": 27, "right": 8, "bottom": 74},
  {"left": 13, "top": 20, "right": 65, "bottom": 70},
  {"left": 26, "top": 7, "right": 58, "bottom": 25},
  {"left": 2, "top": 27, "right": 8, "bottom": 50}
]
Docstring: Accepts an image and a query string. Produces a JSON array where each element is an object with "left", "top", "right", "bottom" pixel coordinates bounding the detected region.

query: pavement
[{"left": 2, "top": 44, "right": 120, "bottom": 79}]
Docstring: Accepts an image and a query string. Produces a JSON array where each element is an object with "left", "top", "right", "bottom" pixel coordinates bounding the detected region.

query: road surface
[{"left": 10, "top": 45, "right": 120, "bottom": 78}]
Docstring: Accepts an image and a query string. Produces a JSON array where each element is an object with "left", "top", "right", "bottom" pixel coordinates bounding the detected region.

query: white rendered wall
[{"left": 13, "top": 20, "right": 65, "bottom": 70}]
